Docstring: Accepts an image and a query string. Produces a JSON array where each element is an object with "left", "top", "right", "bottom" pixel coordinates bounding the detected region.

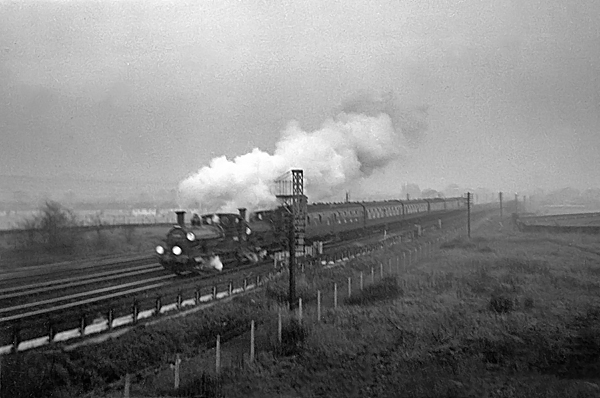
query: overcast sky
[{"left": 1, "top": 0, "right": 599, "bottom": 199}]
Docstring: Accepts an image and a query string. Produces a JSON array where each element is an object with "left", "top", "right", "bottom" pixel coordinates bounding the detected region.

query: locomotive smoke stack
[
  {"left": 238, "top": 208, "right": 247, "bottom": 221},
  {"left": 175, "top": 211, "right": 186, "bottom": 227}
]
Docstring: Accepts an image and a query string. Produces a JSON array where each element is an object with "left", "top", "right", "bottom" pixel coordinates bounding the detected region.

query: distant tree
[
  {"left": 18, "top": 201, "right": 79, "bottom": 252},
  {"left": 421, "top": 189, "right": 442, "bottom": 198}
]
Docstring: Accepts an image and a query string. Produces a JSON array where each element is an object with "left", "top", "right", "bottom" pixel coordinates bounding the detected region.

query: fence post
[
  {"left": 107, "top": 308, "right": 114, "bottom": 330},
  {"left": 132, "top": 300, "right": 139, "bottom": 324},
  {"left": 380, "top": 263, "right": 383, "bottom": 279},
  {"left": 174, "top": 353, "right": 181, "bottom": 389},
  {"left": 79, "top": 314, "right": 86, "bottom": 337},
  {"left": 348, "top": 277, "right": 352, "bottom": 298},
  {"left": 124, "top": 373, "right": 131, "bottom": 398},
  {"left": 12, "top": 326, "right": 20, "bottom": 353},
  {"left": 360, "top": 272, "right": 364, "bottom": 291},
  {"left": 156, "top": 296, "right": 162, "bottom": 314},
  {"left": 47, "top": 320, "right": 55, "bottom": 344},
  {"left": 278, "top": 309, "right": 282, "bottom": 343},
  {"left": 195, "top": 288, "right": 200, "bottom": 304},
  {"left": 317, "top": 291, "right": 321, "bottom": 322},
  {"left": 250, "top": 320, "right": 255, "bottom": 363},
  {"left": 243, "top": 278, "right": 248, "bottom": 291},
  {"left": 228, "top": 280, "right": 233, "bottom": 296},
  {"left": 388, "top": 258, "right": 392, "bottom": 274},
  {"left": 402, "top": 253, "right": 406, "bottom": 272},
  {"left": 298, "top": 298, "right": 303, "bottom": 324},
  {"left": 216, "top": 335, "right": 221, "bottom": 375},
  {"left": 212, "top": 286, "right": 217, "bottom": 300},
  {"left": 177, "top": 292, "right": 183, "bottom": 310},
  {"left": 334, "top": 283, "right": 338, "bottom": 308},
  {"left": 371, "top": 267, "right": 374, "bottom": 283}
]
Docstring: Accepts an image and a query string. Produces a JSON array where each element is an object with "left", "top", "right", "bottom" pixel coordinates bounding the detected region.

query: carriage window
[{"left": 258, "top": 213, "right": 263, "bottom": 220}]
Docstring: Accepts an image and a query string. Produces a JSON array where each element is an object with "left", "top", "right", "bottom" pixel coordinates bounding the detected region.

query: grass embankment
[{"left": 192, "top": 221, "right": 600, "bottom": 397}]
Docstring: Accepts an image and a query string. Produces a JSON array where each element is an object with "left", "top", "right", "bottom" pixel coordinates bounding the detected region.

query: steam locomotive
[{"left": 155, "top": 196, "right": 465, "bottom": 275}]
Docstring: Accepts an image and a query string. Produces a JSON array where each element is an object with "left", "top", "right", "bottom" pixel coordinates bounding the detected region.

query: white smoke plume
[{"left": 178, "top": 91, "right": 428, "bottom": 213}]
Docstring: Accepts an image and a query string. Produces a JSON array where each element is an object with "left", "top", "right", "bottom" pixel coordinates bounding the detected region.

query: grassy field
[{"left": 71, "top": 215, "right": 600, "bottom": 398}]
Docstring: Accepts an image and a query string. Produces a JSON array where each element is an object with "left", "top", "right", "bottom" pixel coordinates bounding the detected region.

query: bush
[
  {"left": 278, "top": 319, "right": 308, "bottom": 357},
  {"left": 489, "top": 293, "right": 515, "bottom": 314},
  {"left": 17, "top": 201, "right": 79, "bottom": 253},
  {"left": 345, "top": 277, "right": 402, "bottom": 305}
]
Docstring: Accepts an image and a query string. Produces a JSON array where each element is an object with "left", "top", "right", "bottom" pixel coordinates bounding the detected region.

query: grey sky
[{"left": 1, "top": 0, "right": 599, "bottom": 198}]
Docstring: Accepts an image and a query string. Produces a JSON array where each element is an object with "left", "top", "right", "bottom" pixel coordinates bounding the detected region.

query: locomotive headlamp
[
  {"left": 155, "top": 245, "right": 164, "bottom": 255},
  {"left": 186, "top": 232, "right": 196, "bottom": 241},
  {"left": 172, "top": 246, "right": 182, "bottom": 255}
]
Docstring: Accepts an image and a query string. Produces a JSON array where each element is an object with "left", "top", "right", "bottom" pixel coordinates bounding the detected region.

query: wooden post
[
  {"left": 317, "top": 291, "right": 321, "bottom": 322},
  {"left": 360, "top": 272, "right": 364, "bottom": 290},
  {"left": 402, "top": 253, "right": 406, "bottom": 272},
  {"left": 79, "top": 315, "right": 86, "bottom": 337},
  {"left": 124, "top": 373, "right": 131, "bottom": 398},
  {"left": 250, "top": 320, "right": 255, "bottom": 362},
  {"left": 174, "top": 353, "right": 181, "bottom": 389},
  {"left": 371, "top": 267, "right": 374, "bottom": 283},
  {"left": 107, "top": 308, "right": 114, "bottom": 330},
  {"left": 132, "top": 300, "right": 139, "bottom": 324},
  {"left": 212, "top": 286, "right": 217, "bottom": 300},
  {"left": 347, "top": 277, "right": 352, "bottom": 298},
  {"left": 278, "top": 309, "right": 282, "bottom": 343},
  {"left": 216, "top": 335, "right": 221, "bottom": 375},
  {"left": 334, "top": 283, "right": 338, "bottom": 308},
  {"left": 298, "top": 299, "right": 303, "bottom": 323},
  {"left": 380, "top": 263, "right": 383, "bottom": 279}
]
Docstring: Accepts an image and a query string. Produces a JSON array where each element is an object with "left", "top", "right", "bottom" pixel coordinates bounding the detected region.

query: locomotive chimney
[
  {"left": 175, "top": 211, "right": 186, "bottom": 227},
  {"left": 238, "top": 208, "right": 247, "bottom": 221}
]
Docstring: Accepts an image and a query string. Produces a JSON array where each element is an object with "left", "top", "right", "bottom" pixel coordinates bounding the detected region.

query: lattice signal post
[{"left": 274, "top": 169, "right": 307, "bottom": 310}]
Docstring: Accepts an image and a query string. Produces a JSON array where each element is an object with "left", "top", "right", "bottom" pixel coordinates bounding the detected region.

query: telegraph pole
[
  {"left": 467, "top": 192, "right": 471, "bottom": 238},
  {"left": 515, "top": 193, "right": 518, "bottom": 215},
  {"left": 275, "top": 169, "right": 305, "bottom": 311},
  {"left": 499, "top": 192, "right": 503, "bottom": 218}
]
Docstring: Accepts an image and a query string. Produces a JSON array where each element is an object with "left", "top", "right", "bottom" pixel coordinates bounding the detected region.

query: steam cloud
[{"left": 178, "top": 91, "right": 428, "bottom": 213}]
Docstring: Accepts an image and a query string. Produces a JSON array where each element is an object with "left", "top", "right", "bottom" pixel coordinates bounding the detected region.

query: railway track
[{"left": 0, "top": 206, "right": 493, "bottom": 354}]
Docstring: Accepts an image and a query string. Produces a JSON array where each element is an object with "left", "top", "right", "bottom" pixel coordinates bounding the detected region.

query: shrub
[
  {"left": 345, "top": 277, "right": 402, "bottom": 305},
  {"left": 278, "top": 319, "right": 308, "bottom": 357},
  {"left": 489, "top": 293, "right": 515, "bottom": 314},
  {"left": 16, "top": 201, "right": 79, "bottom": 253}
]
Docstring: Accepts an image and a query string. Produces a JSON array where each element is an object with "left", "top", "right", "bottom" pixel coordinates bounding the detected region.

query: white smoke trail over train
[{"left": 178, "top": 91, "right": 428, "bottom": 213}]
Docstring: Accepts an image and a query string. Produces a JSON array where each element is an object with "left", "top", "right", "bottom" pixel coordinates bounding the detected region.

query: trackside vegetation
[
  {"left": 0, "top": 201, "right": 169, "bottom": 269},
  {"left": 2, "top": 217, "right": 600, "bottom": 397}
]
